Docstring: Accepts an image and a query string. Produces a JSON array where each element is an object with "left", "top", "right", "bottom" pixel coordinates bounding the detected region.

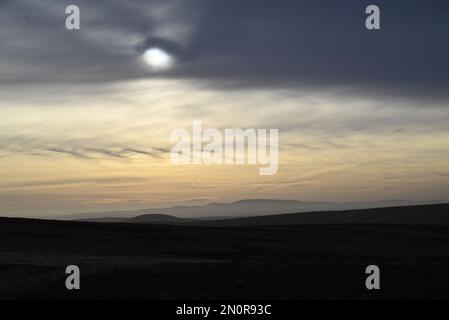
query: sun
[{"left": 142, "top": 48, "right": 174, "bottom": 71}]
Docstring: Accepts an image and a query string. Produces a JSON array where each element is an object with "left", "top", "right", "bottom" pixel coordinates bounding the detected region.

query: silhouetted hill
[
  {"left": 2, "top": 213, "right": 449, "bottom": 299},
  {"left": 75, "top": 203, "right": 449, "bottom": 226},
  {"left": 61, "top": 199, "right": 448, "bottom": 221},
  {"left": 76, "top": 217, "right": 127, "bottom": 223},
  {"left": 125, "top": 214, "right": 197, "bottom": 224},
  {"left": 195, "top": 203, "right": 449, "bottom": 227}
]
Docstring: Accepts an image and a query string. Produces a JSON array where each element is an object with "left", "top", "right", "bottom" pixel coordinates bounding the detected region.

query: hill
[
  {"left": 78, "top": 203, "right": 449, "bottom": 226},
  {"left": 1, "top": 212, "right": 449, "bottom": 299},
  {"left": 125, "top": 214, "right": 197, "bottom": 224},
  {"left": 61, "top": 199, "right": 448, "bottom": 221},
  {"left": 195, "top": 203, "right": 449, "bottom": 227}
]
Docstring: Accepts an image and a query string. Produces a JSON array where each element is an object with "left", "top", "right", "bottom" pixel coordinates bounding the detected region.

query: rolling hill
[
  {"left": 76, "top": 203, "right": 449, "bottom": 226},
  {"left": 62, "top": 199, "right": 448, "bottom": 221},
  {"left": 194, "top": 203, "right": 449, "bottom": 227},
  {"left": 2, "top": 205, "right": 449, "bottom": 299}
]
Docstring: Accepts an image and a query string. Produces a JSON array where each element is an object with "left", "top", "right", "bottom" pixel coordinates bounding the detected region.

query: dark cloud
[
  {"left": 47, "top": 147, "right": 94, "bottom": 159},
  {"left": 0, "top": 0, "right": 192, "bottom": 83},
  {"left": 0, "top": 133, "right": 170, "bottom": 160},
  {"left": 46, "top": 147, "right": 169, "bottom": 160},
  {"left": 0, "top": 0, "right": 448, "bottom": 99},
  {"left": 136, "top": 37, "right": 188, "bottom": 59},
  {"left": 175, "top": 0, "right": 449, "bottom": 98}
]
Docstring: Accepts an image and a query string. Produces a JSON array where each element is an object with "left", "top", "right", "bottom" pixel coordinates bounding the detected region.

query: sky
[{"left": 0, "top": 0, "right": 448, "bottom": 217}]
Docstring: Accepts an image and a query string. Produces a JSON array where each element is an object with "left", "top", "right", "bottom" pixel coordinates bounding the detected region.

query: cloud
[
  {"left": 45, "top": 147, "right": 170, "bottom": 160},
  {"left": 4, "top": 176, "right": 149, "bottom": 189},
  {"left": 0, "top": 134, "right": 171, "bottom": 160},
  {"left": 0, "top": 0, "right": 447, "bottom": 100},
  {"left": 176, "top": 0, "right": 449, "bottom": 99},
  {"left": 0, "top": 0, "right": 200, "bottom": 83},
  {"left": 46, "top": 147, "right": 94, "bottom": 159}
]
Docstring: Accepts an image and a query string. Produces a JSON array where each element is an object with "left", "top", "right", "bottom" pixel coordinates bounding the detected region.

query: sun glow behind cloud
[{"left": 143, "top": 48, "right": 174, "bottom": 71}]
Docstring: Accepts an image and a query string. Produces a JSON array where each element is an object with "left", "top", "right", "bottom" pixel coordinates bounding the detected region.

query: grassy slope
[{"left": 1, "top": 214, "right": 449, "bottom": 299}]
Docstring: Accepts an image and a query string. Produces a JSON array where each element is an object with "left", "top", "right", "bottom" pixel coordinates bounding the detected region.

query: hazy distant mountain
[
  {"left": 62, "top": 199, "right": 448, "bottom": 221},
  {"left": 125, "top": 214, "right": 197, "bottom": 224},
  {"left": 78, "top": 215, "right": 196, "bottom": 224},
  {"left": 76, "top": 217, "right": 128, "bottom": 223},
  {"left": 76, "top": 203, "right": 449, "bottom": 226}
]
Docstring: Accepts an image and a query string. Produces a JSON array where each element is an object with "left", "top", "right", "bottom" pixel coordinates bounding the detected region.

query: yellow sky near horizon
[{"left": 1, "top": 79, "right": 449, "bottom": 217}]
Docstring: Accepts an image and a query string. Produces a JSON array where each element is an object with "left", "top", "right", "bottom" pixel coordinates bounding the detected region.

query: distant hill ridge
[
  {"left": 75, "top": 203, "right": 449, "bottom": 227},
  {"left": 196, "top": 203, "right": 449, "bottom": 227},
  {"left": 62, "top": 199, "right": 448, "bottom": 221},
  {"left": 125, "top": 214, "right": 197, "bottom": 224}
]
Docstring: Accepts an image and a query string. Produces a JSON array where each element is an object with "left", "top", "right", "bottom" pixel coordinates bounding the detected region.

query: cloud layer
[{"left": 0, "top": 0, "right": 448, "bottom": 98}]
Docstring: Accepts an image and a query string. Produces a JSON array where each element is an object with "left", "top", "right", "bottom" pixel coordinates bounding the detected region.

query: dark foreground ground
[{"left": 1, "top": 217, "right": 449, "bottom": 299}]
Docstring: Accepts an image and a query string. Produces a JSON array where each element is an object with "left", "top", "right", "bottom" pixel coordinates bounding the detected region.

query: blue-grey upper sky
[{"left": 1, "top": 0, "right": 448, "bottom": 99}]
